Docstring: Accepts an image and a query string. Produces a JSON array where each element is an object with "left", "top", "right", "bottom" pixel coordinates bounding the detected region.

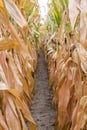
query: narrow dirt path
[{"left": 31, "top": 49, "right": 56, "bottom": 130}]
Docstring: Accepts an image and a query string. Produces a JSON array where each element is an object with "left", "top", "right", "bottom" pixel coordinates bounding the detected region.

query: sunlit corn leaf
[
  {"left": 80, "top": 0, "right": 87, "bottom": 48},
  {"left": 4, "top": 0, "right": 27, "bottom": 28},
  {"left": 68, "top": 0, "right": 79, "bottom": 30},
  {"left": 76, "top": 44, "right": 87, "bottom": 75}
]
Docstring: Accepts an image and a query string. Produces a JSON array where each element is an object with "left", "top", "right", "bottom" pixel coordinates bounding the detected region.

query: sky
[{"left": 38, "top": 0, "right": 50, "bottom": 23}]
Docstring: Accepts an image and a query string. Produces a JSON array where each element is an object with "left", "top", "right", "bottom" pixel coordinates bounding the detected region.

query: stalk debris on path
[{"left": 31, "top": 49, "right": 56, "bottom": 130}]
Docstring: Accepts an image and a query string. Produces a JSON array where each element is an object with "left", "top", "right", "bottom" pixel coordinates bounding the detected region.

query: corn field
[{"left": 0, "top": 0, "right": 87, "bottom": 130}]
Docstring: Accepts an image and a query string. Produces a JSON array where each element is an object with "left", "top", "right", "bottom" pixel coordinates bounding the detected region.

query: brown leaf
[
  {"left": 4, "top": 93, "right": 22, "bottom": 130},
  {"left": 58, "top": 77, "right": 71, "bottom": 128},
  {"left": 0, "top": 110, "right": 8, "bottom": 130}
]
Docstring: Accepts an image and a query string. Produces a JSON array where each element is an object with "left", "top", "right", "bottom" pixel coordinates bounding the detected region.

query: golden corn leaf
[
  {"left": 9, "top": 22, "right": 23, "bottom": 45},
  {"left": 0, "top": 0, "right": 8, "bottom": 24},
  {"left": 0, "top": 0, "right": 4, "bottom": 8},
  {"left": 0, "top": 38, "right": 20, "bottom": 51}
]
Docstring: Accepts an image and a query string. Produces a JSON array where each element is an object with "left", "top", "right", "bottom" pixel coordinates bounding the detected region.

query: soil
[{"left": 31, "top": 49, "right": 56, "bottom": 130}]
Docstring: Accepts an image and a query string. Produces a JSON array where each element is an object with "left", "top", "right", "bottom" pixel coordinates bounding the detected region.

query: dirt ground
[{"left": 31, "top": 49, "right": 56, "bottom": 130}]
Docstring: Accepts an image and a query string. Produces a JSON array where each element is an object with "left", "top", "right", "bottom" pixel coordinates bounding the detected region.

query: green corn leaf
[
  {"left": 64, "top": 0, "right": 68, "bottom": 7},
  {"left": 52, "top": 0, "right": 60, "bottom": 15},
  {"left": 24, "top": 0, "right": 28, "bottom": 9},
  {"left": 52, "top": 0, "right": 62, "bottom": 27},
  {"left": 27, "top": 6, "right": 34, "bottom": 16},
  {"left": 65, "top": 22, "right": 72, "bottom": 33},
  {"left": 59, "top": 0, "right": 65, "bottom": 10}
]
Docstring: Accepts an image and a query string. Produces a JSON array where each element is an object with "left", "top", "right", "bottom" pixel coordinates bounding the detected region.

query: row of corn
[
  {"left": 42, "top": 0, "right": 87, "bottom": 130},
  {"left": 0, "top": 0, "right": 40, "bottom": 130}
]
